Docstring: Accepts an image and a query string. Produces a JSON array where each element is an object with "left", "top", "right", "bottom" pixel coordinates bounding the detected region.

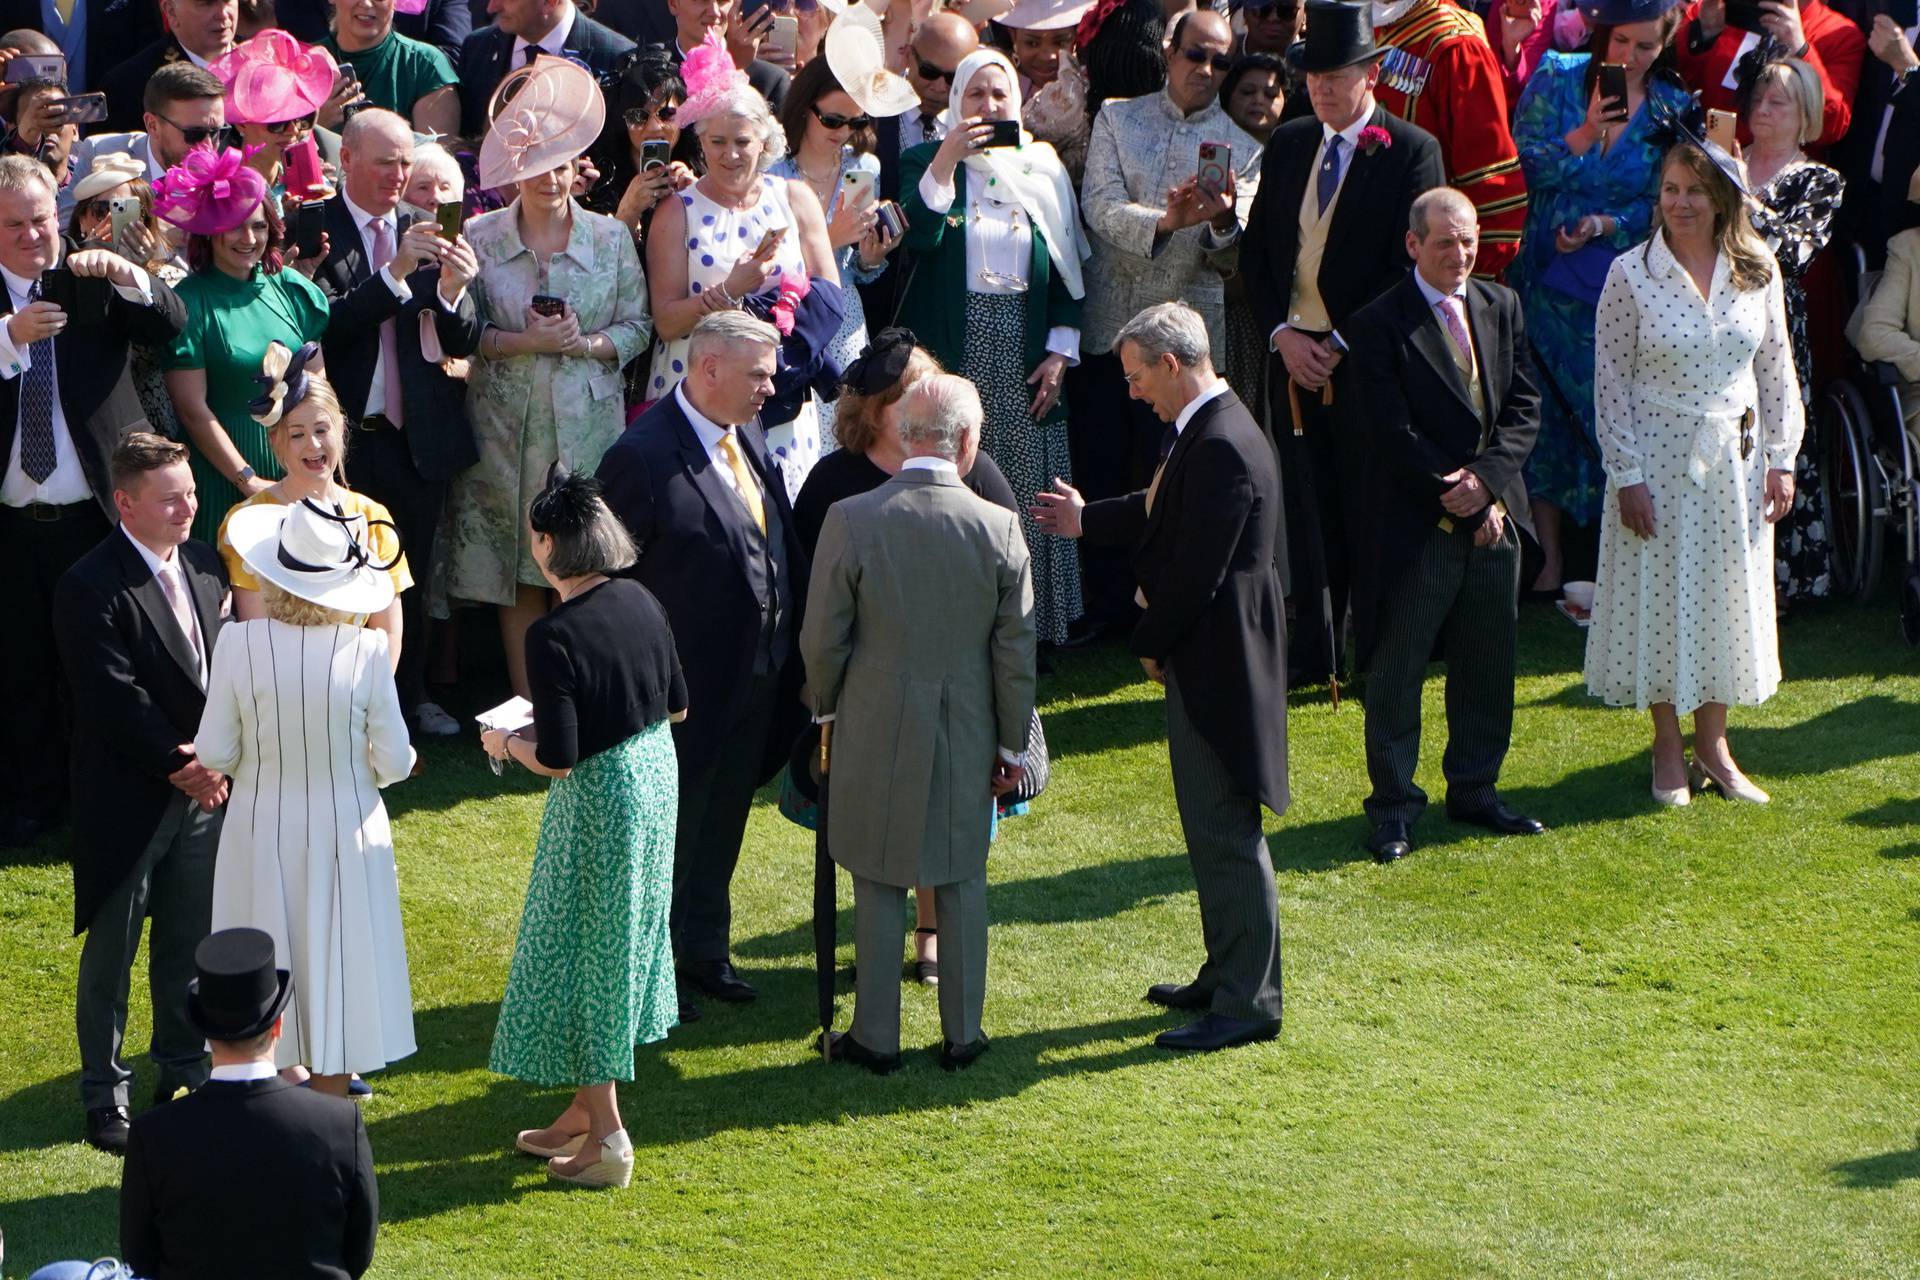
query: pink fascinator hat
[
  {"left": 151, "top": 146, "right": 269, "bottom": 236},
  {"left": 678, "top": 30, "right": 755, "bottom": 127},
  {"left": 211, "top": 30, "right": 339, "bottom": 125},
  {"left": 478, "top": 54, "right": 607, "bottom": 190}
]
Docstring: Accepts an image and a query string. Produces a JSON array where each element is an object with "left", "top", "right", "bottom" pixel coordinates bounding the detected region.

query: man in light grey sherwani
[{"left": 800, "top": 374, "right": 1037, "bottom": 1075}]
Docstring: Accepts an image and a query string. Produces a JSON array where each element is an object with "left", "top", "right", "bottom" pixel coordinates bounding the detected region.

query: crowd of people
[{"left": 5, "top": 0, "right": 1920, "bottom": 1271}]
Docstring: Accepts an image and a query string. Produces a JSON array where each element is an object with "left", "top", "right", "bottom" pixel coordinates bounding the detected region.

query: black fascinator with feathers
[
  {"left": 528, "top": 461, "right": 607, "bottom": 536},
  {"left": 841, "top": 327, "right": 919, "bottom": 397},
  {"left": 1645, "top": 89, "right": 1747, "bottom": 195}
]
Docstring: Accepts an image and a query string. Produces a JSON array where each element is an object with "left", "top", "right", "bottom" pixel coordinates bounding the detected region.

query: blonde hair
[
  {"left": 268, "top": 374, "right": 350, "bottom": 484},
  {"left": 260, "top": 580, "right": 354, "bottom": 627},
  {"left": 1751, "top": 58, "right": 1823, "bottom": 148},
  {"left": 834, "top": 347, "right": 942, "bottom": 453},
  {"left": 1655, "top": 144, "right": 1774, "bottom": 293}
]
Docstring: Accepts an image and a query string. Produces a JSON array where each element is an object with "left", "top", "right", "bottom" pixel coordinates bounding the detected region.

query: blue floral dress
[{"left": 1511, "top": 52, "right": 1692, "bottom": 525}]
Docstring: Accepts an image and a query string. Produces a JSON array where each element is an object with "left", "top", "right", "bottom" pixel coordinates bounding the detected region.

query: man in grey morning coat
[{"left": 800, "top": 373, "right": 1037, "bottom": 1075}]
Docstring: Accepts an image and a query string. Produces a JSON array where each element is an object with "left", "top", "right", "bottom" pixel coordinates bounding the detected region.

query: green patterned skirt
[{"left": 489, "top": 720, "right": 679, "bottom": 1086}]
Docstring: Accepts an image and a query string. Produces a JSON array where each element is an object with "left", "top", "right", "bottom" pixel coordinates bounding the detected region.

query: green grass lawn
[{"left": 3, "top": 604, "right": 1919, "bottom": 1278}]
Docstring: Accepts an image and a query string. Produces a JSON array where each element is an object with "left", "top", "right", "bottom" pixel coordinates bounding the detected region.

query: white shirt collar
[
  {"left": 180, "top": 45, "right": 218, "bottom": 70},
  {"left": 209, "top": 1061, "right": 279, "bottom": 1082},
  {"left": 0, "top": 247, "right": 59, "bottom": 303},
  {"left": 1413, "top": 269, "right": 1467, "bottom": 310},
  {"left": 514, "top": 1, "right": 576, "bottom": 57},
  {"left": 1322, "top": 99, "right": 1376, "bottom": 151},
  {"left": 1173, "top": 379, "right": 1229, "bottom": 436},
  {"left": 675, "top": 382, "right": 743, "bottom": 454},
  {"left": 901, "top": 455, "right": 958, "bottom": 474},
  {"left": 121, "top": 522, "right": 180, "bottom": 572},
  {"left": 342, "top": 190, "right": 396, "bottom": 237}
]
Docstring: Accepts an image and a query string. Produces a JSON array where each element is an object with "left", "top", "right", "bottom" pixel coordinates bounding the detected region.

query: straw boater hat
[
  {"left": 71, "top": 153, "right": 145, "bottom": 206},
  {"left": 478, "top": 54, "right": 607, "bottom": 190},
  {"left": 824, "top": 5, "right": 919, "bottom": 119},
  {"left": 998, "top": 0, "right": 1096, "bottom": 29},
  {"left": 210, "top": 30, "right": 339, "bottom": 126}
]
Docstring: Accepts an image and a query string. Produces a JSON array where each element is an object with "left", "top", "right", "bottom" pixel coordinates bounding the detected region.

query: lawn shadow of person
[{"left": 1829, "top": 1141, "right": 1920, "bottom": 1189}]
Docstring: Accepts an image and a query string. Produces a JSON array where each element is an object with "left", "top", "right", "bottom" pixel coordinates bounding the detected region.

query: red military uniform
[
  {"left": 1675, "top": 0, "right": 1866, "bottom": 152},
  {"left": 1373, "top": 0, "right": 1528, "bottom": 279}
]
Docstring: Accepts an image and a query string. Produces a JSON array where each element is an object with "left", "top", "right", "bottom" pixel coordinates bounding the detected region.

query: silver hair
[
  {"left": 898, "top": 374, "right": 980, "bottom": 458},
  {"left": 692, "top": 91, "right": 789, "bottom": 171},
  {"left": 0, "top": 153, "right": 57, "bottom": 202},
  {"left": 689, "top": 309, "right": 782, "bottom": 361},
  {"left": 1112, "top": 301, "right": 1211, "bottom": 368},
  {"left": 1409, "top": 186, "right": 1476, "bottom": 238},
  {"left": 341, "top": 107, "right": 413, "bottom": 155},
  {"left": 409, "top": 142, "right": 464, "bottom": 200},
  {"left": 541, "top": 501, "right": 638, "bottom": 579}
]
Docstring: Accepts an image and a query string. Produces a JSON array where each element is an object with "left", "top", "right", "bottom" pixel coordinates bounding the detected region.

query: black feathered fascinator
[
  {"left": 528, "top": 460, "right": 607, "bottom": 537},
  {"left": 841, "top": 327, "right": 919, "bottom": 397},
  {"left": 249, "top": 341, "right": 324, "bottom": 429},
  {"left": 1646, "top": 89, "right": 1747, "bottom": 196}
]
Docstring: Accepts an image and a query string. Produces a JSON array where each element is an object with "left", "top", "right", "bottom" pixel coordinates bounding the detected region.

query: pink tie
[
  {"left": 159, "top": 562, "right": 204, "bottom": 677},
  {"left": 1437, "top": 294, "right": 1476, "bottom": 377},
  {"left": 368, "top": 218, "right": 407, "bottom": 428}
]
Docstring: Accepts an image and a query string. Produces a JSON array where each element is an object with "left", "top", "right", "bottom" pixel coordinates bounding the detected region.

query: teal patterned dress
[{"left": 488, "top": 720, "right": 681, "bottom": 1086}]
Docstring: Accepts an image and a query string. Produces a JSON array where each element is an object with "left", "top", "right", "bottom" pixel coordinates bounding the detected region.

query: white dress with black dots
[
  {"left": 646, "top": 175, "right": 821, "bottom": 500},
  {"left": 1584, "top": 232, "right": 1804, "bottom": 713}
]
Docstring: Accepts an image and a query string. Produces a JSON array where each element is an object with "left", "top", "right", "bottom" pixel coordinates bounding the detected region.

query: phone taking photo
[
  {"left": 1596, "top": 63, "right": 1629, "bottom": 121},
  {"left": 1706, "top": 107, "right": 1738, "bottom": 151},
  {"left": 46, "top": 92, "right": 108, "bottom": 125},
  {"left": 530, "top": 294, "right": 567, "bottom": 317},
  {"left": 108, "top": 196, "right": 141, "bottom": 260},
  {"left": 982, "top": 119, "right": 1022, "bottom": 150},
  {"left": 640, "top": 138, "right": 673, "bottom": 173},
  {"left": 1197, "top": 141, "right": 1231, "bottom": 199},
  {"left": 436, "top": 200, "right": 464, "bottom": 241},
  {"left": 1724, "top": 0, "right": 1766, "bottom": 32},
  {"left": 294, "top": 200, "right": 327, "bottom": 259},
  {"left": 3, "top": 53, "right": 66, "bottom": 84}
]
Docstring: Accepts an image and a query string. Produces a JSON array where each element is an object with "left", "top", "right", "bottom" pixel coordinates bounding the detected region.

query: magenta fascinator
[
  {"left": 151, "top": 146, "right": 269, "bottom": 236},
  {"left": 210, "top": 30, "right": 338, "bottom": 126},
  {"left": 678, "top": 30, "right": 753, "bottom": 127}
]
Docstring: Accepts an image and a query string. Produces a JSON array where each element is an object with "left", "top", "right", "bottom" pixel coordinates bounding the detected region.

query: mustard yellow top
[{"left": 217, "top": 487, "right": 415, "bottom": 606}]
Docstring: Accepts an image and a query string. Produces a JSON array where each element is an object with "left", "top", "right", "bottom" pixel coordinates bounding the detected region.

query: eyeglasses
[
  {"left": 812, "top": 106, "right": 873, "bottom": 131},
  {"left": 1242, "top": 0, "right": 1299, "bottom": 13},
  {"left": 624, "top": 102, "right": 678, "bottom": 127},
  {"left": 1178, "top": 47, "right": 1236, "bottom": 73},
  {"left": 915, "top": 58, "right": 957, "bottom": 83},
  {"left": 264, "top": 113, "right": 316, "bottom": 134},
  {"left": 156, "top": 113, "right": 224, "bottom": 145}
]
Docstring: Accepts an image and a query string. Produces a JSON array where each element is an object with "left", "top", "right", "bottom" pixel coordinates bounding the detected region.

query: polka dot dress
[
  {"left": 1583, "top": 233, "right": 1806, "bottom": 713},
  {"left": 648, "top": 175, "right": 821, "bottom": 499}
]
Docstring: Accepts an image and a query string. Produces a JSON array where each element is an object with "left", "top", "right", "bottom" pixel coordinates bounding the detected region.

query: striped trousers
[
  {"left": 1361, "top": 519, "right": 1520, "bottom": 826},
  {"left": 1166, "top": 670, "right": 1284, "bottom": 1023}
]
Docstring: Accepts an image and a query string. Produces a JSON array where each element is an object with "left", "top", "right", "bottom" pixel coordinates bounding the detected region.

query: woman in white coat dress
[
  {"left": 1584, "top": 138, "right": 1803, "bottom": 808},
  {"left": 196, "top": 362, "right": 418, "bottom": 1095}
]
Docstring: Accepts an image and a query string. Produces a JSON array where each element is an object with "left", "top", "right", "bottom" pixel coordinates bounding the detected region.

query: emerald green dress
[
  {"left": 322, "top": 30, "right": 457, "bottom": 119},
  {"left": 161, "top": 266, "right": 330, "bottom": 543}
]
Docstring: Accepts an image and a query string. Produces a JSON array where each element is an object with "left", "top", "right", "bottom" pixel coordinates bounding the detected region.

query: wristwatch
[{"left": 233, "top": 465, "right": 256, "bottom": 485}]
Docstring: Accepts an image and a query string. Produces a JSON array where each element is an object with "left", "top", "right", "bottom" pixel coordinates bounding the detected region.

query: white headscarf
[{"left": 939, "top": 48, "right": 1089, "bottom": 300}]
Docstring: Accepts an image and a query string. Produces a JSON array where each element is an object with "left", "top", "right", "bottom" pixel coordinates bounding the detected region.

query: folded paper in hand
[{"left": 475, "top": 696, "right": 534, "bottom": 733}]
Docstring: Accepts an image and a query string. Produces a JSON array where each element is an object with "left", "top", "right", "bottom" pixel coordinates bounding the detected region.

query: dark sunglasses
[
  {"left": 812, "top": 106, "right": 873, "bottom": 131},
  {"left": 157, "top": 113, "right": 223, "bottom": 145},
  {"left": 1179, "top": 47, "right": 1236, "bottom": 73},
  {"left": 915, "top": 58, "right": 957, "bottom": 83},
  {"left": 264, "top": 113, "right": 316, "bottom": 134},
  {"left": 624, "top": 102, "right": 678, "bottom": 127},
  {"left": 79, "top": 198, "right": 113, "bottom": 220},
  {"left": 1242, "top": 0, "right": 1299, "bottom": 13}
]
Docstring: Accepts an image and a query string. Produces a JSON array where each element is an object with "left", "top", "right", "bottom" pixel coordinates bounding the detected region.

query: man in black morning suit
[
  {"left": 596, "top": 311, "right": 808, "bottom": 1015},
  {"left": 53, "top": 434, "right": 226, "bottom": 1155},
  {"left": 121, "top": 928, "right": 379, "bottom": 1280},
  {"left": 312, "top": 109, "right": 482, "bottom": 736},
  {"left": 0, "top": 155, "right": 186, "bottom": 850},
  {"left": 1240, "top": 0, "right": 1442, "bottom": 686},
  {"left": 1034, "top": 303, "right": 1287, "bottom": 1054},
  {"left": 457, "top": 0, "right": 636, "bottom": 136},
  {"left": 1343, "top": 187, "right": 1545, "bottom": 866}
]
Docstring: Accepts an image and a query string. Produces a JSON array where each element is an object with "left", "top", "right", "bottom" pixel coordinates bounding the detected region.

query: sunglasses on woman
[
  {"left": 265, "top": 113, "right": 317, "bottom": 134},
  {"left": 1179, "top": 47, "right": 1235, "bottom": 73},
  {"left": 812, "top": 106, "right": 873, "bottom": 131},
  {"left": 79, "top": 198, "right": 114, "bottom": 220},
  {"left": 624, "top": 102, "right": 678, "bottom": 127}
]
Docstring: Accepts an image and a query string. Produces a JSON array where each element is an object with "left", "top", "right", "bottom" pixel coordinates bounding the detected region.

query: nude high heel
[
  {"left": 548, "top": 1129, "right": 634, "bottom": 1189},
  {"left": 1652, "top": 762, "right": 1691, "bottom": 807},
  {"left": 1689, "top": 756, "right": 1770, "bottom": 805},
  {"left": 515, "top": 1128, "right": 587, "bottom": 1159}
]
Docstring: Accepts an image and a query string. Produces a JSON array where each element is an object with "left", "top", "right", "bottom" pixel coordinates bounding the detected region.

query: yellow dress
[{"left": 218, "top": 488, "right": 415, "bottom": 626}]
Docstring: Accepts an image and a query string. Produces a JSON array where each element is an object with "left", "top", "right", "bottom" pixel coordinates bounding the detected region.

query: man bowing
[
  {"left": 1342, "top": 187, "right": 1545, "bottom": 865},
  {"left": 1034, "top": 302, "right": 1287, "bottom": 1053}
]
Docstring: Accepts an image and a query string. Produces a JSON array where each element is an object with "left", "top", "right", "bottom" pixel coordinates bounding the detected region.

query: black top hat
[
  {"left": 187, "top": 928, "right": 294, "bottom": 1042},
  {"left": 1286, "top": 0, "right": 1388, "bottom": 73},
  {"left": 787, "top": 721, "right": 824, "bottom": 804}
]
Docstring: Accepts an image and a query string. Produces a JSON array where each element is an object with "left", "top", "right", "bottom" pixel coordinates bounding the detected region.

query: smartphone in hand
[
  {"left": 1596, "top": 63, "right": 1629, "bottom": 121},
  {"left": 530, "top": 294, "right": 567, "bottom": 318},
  {"left": 294, "top": 201, "right": 327, "bottom": 259},
  {"left": 1706, "top": 107, "right": 1738, "bottom": 151},
  {"left": 1197, "top": 141, "right": 1231, "bottom": 199}
]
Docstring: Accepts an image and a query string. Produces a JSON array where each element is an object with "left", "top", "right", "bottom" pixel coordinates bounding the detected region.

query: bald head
[
  {"left": 1165, "top": 6, "right": 1232, "bottom": 113},
  {"left": 909, "top": 12, "right": 981, "bottom": 114},
  {"left": 1, "top": 29, "right": 62, "bottom": 57},
  {"left": 340, "top": 109, "right": 416, "bottom": 216}
]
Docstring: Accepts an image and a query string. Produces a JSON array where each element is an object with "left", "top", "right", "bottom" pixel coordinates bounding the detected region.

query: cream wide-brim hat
[
  {"left": 826, "top": 6, "right": 920, "bottom": 119},
  {"left": 996, "top": 0, "right": 1093, "bottom": 30},
  {"left": 227, "top": 497, "right": 398, "bottom": 617},
  {"left": 478, "top": 54, "right": 608, "bottom": 191}
]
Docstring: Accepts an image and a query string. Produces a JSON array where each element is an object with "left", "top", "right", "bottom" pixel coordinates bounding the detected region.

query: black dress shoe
[
  {"left": 815, "top": 1030, "right": 902, "bottom": 1075},
  {"left": 682, "top": 959, "right": 757, "bottom": 1003},
  {"left": 1366, "top": 820, "right": 1412, "bottom": 864},
  {"left": 1154, "top": 1013, "right": 1280, "bottom": 1052},
  {"left": 940, "top": 1035, "right": 991, "bottom": 1072},
  {"left": 1057, "top": 617, "right": 1114, "bottom": 650},
  {"left": 676, "top": 989, "right": 703, "bottom": 1024},
  {"left": 1144, "top": 981, "right": 1210, "bottom": 1010},
  {"left": 86, "top": 1105, "right": 131, "bottom": 1155},
  {"left": 1449, "top": 799, "right": 1546, "bottom": 836}
]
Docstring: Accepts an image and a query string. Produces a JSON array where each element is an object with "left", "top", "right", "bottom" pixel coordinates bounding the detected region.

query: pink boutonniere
[{"left": 1358, "top": 125, "right": 1392, "bottom": 156}]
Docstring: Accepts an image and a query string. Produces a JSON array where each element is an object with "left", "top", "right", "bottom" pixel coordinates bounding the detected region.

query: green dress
[
  {"left": 488, "top": 720, "right": 680, "bottom": 1086},
  {"left": 161, "top": 267, "right": 331, "bottom": 544},
  {"left": 322, "top": 30, "right": 457, "bottom": 119}
]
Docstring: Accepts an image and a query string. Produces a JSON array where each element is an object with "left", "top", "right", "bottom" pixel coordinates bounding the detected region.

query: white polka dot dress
[
  {"left": 647, "top": 175, "right": 821, "bottom": 500},
  {"left": 1583, "top": 231, "right": 1805, "bottom": 713}
]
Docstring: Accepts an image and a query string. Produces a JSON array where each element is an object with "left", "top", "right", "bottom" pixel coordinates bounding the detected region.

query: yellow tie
[
  {"left": 54, "top": 0, "right": 75, "bottom": 23},
  {"left": 717, "top": 431, "right": 765, "bottom": 534}
]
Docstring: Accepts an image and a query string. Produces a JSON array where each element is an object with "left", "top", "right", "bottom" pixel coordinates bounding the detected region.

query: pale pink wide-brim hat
[
  {"left": 210, "top": 30, "right": 339, "bottom": 126},
  {"left": 478, "top": 54, "right": 607, "bottom": 191},
  {"left": 997, "top": 0, "right": 1095, "bottom": 29}
]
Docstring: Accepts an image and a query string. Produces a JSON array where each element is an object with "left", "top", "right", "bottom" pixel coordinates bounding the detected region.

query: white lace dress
[{"left": 1583, "top": 232, "right": 1804, "bottom": 712}]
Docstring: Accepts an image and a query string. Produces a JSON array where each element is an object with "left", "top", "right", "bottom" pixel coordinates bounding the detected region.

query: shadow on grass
[
  {"left": 1829, "top": 1144, "right": 1920, "bottom": 1189},
  {"left": 0, "top": 1184, "right": 119, "bottom": 1275},
  {"left": 366, "top": 1007, "right": 1169, "bottom": 1223}
]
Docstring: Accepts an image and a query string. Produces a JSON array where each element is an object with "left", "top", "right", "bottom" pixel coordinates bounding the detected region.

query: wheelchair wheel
[{"left": 1821, "top": 382, "right": 1886, "bottom": 601}]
